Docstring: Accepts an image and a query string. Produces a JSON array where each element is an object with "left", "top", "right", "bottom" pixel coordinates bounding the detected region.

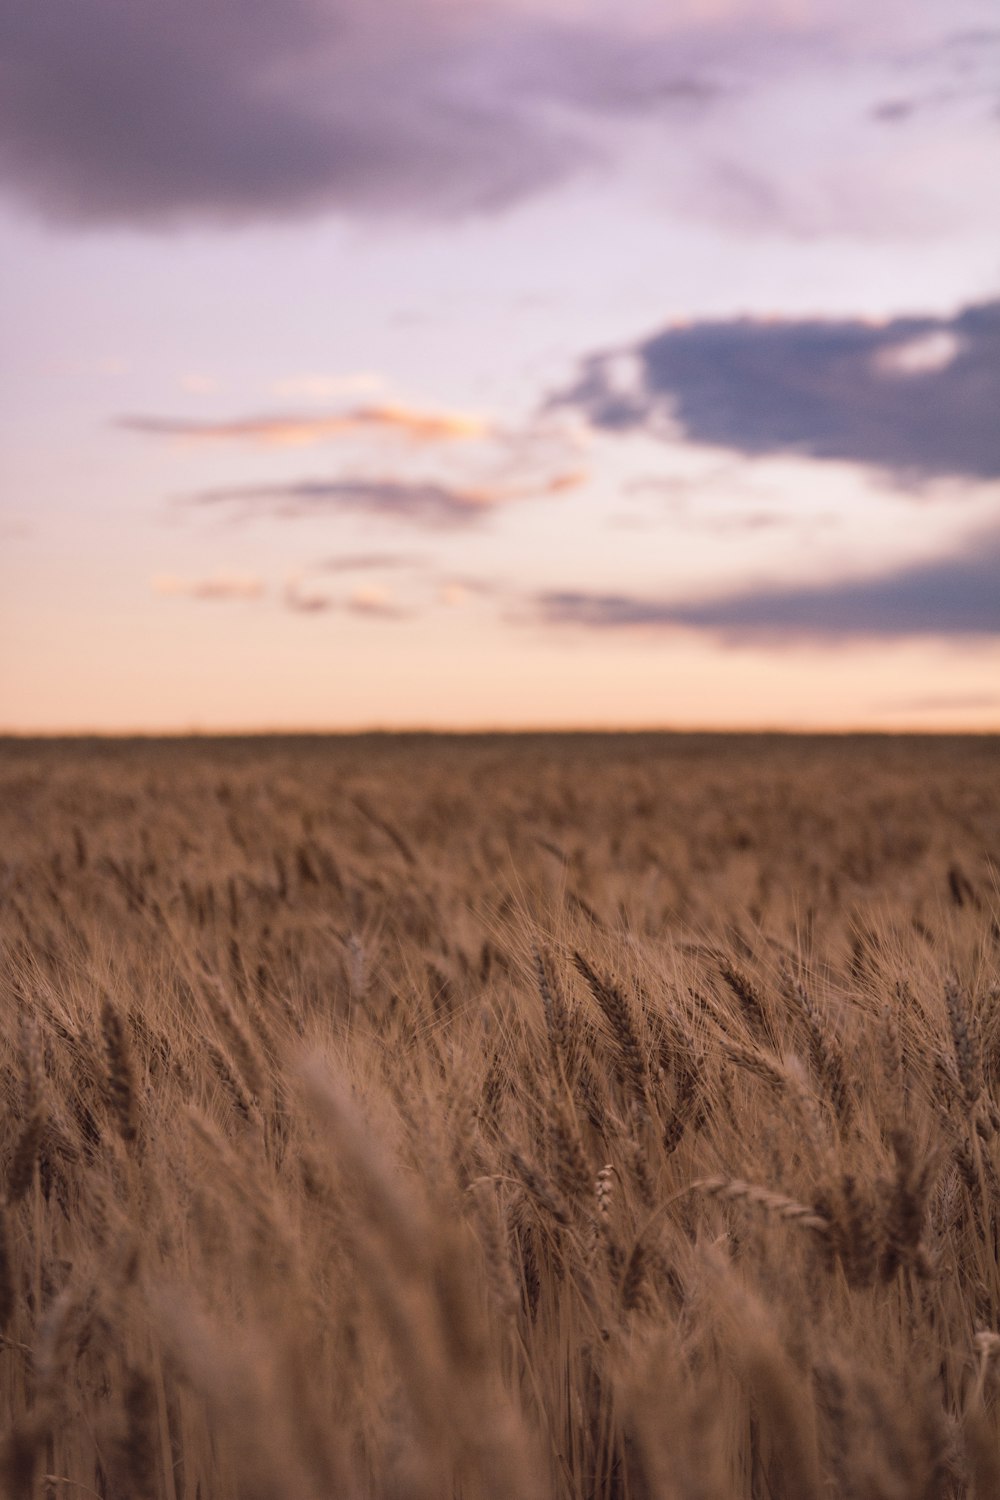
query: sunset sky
[{"left": 2, "top": 0, "right": 999, "bottom": 732}]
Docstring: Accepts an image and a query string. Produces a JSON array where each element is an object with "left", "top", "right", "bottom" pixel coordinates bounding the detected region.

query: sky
[{"left": 1, "top": 0, "right": 999, "bottom": 732}]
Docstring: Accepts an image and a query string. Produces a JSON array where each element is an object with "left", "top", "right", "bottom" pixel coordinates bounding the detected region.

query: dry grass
[{"left": 0, "top": 730, "right": 998, "bottom": 1499}]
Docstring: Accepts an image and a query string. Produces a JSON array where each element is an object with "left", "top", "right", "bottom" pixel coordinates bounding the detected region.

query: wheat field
[{"left": 1, "top": 732, "right": 999, "bottom": 1499}]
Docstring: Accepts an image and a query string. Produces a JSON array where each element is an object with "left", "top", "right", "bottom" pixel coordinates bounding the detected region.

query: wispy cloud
[
  {"left": 871, "top": 28, "right": 1000, "bottom": 124},
  {"left": 119, "top": 403, "right": 491, "bottom": 447},
  {"left": 282, "top": 577, "right": 334, "bottom": 614},
  {"left": 554, "top": 299, "right": 1000, "bottom": 481},
  {"left": 282, "top": 576, "right": 411, "bottom": 619},
  {"left": 193, "top": 477, "right": 499, "bottom": 529},
  {"left": 538, "top": 469, "right": 589, "bottom": 496},
  {"left": 190, "top": 466, "right": 586, "bottom": 529},
  {"left": 529, "top": 526, "right": 1000, "bottom": 641},
  {"left": 151, "top": 572, "right": 264, "bottom": 601},
  {"left": 620, "top": 467, "right": 814, "bottom": 534},
  {"left": 321, "top": 551, "right": 427, "bottom": 573}
]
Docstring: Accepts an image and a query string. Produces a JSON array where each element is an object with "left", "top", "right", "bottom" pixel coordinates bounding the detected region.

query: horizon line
[{"left": 2, "top": 724, "right": 999, "bottom": 741}]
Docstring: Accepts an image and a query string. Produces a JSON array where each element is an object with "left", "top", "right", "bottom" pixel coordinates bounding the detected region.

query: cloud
[
  {"left": 538, "top": 468, "right": 589, "bottom": 495},
  {"left": 0, "top": 0, "right": 731, "bottom": 227},
  {"left": 118, "top": 403, "right": 490, "bottom": 447},
  {"left": 192, "top": 477, "right": 502, "bottom": 529},
  {"left": 554, "top": 299, "right": 1000, "bottom": 481},
  {"left": 529, "top": 526, "right": 1000, "bottom": 641},
  {"left": 871, "top": 28, "right": 1000, "bottom": 123},
  {"left": 2, "top": 0, "right": 951, "bottom": 231},
  {"left": 870, "top": 99, "right": 918, "bottom": 123},
  {"left": 152, "top": 572, "right": 263, "bottom": 601},
  {"left": 282, "top": 576, "right": 410, "bottom": 618},
  {"left": 283, "top": 577, "right": 334, "bottom": 615},
  {"left": 618, "top": 469, "right": 834, "bottom": 534},
  {"left": 190, "top": 463, "right": 585, "bottom": 530},
  {"left": 322, "top": 551, "right": 427, "bottom": 573}
]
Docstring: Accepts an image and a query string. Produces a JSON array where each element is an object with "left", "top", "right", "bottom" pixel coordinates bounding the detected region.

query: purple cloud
[
  {"left": 3, "top": 1, "right": 958, "bottom": 231},
  {"left": 531, "top": 526, "right": 1000, "bottom": 641},
  {"left": 192, "top": 476, "right": 499, "bottom": 530},
  {"left": 554, "top": 300, "right": 1000, "bottom": 481},
  {"left": 0, "top": 0, "right": 730, "bottom": 227}
]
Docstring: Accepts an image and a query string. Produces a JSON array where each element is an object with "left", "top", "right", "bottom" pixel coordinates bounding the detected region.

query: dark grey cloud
[
  {"left": 191, "top": 477, "right": 498, "bottom": 529},
  {"left": 555, "top": 300, "right": 1000, "bottom": 481},
  {"left": 0, "top": 1, "right": 730, "bottom": 227},
  {"left": 530, "top": 526, "right": 1000, "bottom": 641}
]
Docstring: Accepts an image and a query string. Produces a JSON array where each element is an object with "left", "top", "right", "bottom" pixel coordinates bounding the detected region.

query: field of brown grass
[{"left": 1, "top": 732, "right": 999, "bottom": 1499}]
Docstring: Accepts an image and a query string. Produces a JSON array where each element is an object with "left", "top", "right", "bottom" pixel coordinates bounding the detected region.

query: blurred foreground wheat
[{"left": 1, "top": 732, "right": 998, "bottom": 1499}]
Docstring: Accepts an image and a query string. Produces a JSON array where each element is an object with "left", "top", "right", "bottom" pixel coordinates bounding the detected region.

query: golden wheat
[{"left": 0, "top": 731, "right": 997, "bottom": 1499}]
